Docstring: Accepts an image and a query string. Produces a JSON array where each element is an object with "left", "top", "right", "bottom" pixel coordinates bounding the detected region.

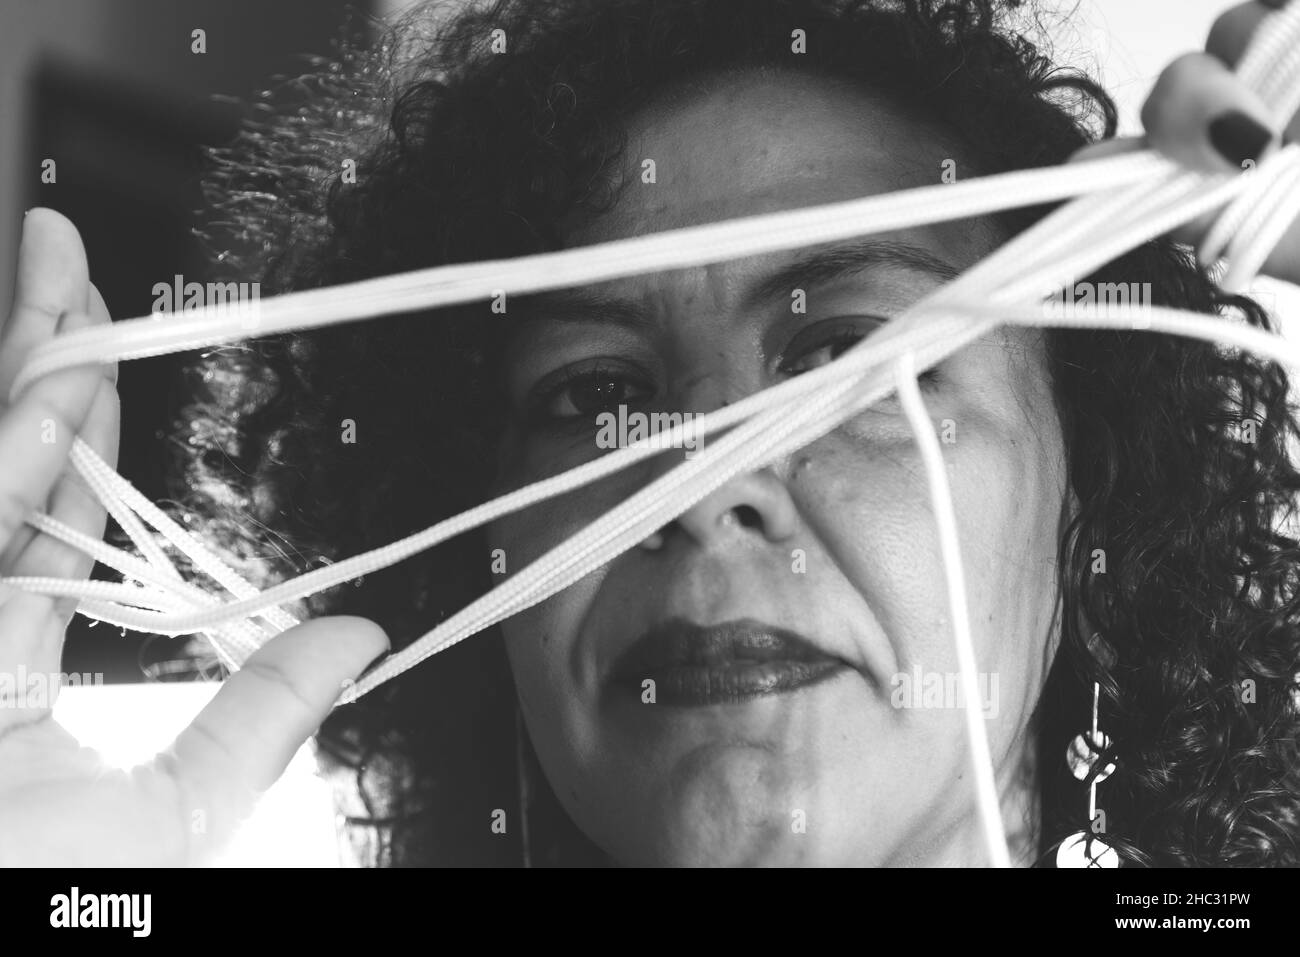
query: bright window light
[{"left": 53, "top": 683, "right": 340, "bottom": 867}]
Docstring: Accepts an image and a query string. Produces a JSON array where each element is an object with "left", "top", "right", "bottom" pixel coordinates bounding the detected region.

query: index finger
[{"left": 0, "top": 209, "right": 90, "bottom": 394}]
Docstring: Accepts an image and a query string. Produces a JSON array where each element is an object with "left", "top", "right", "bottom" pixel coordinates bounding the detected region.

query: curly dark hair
[{"left": 176, "top": 0, "right": 1300, "bottom": 866}]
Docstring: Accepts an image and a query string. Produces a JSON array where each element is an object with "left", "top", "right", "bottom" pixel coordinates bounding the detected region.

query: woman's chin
[
  {"left": 597, "top": 735, "right": 874, "bottom": 866},
  {"left": 632, "top": 742, "right": 814, "bottom": 866},
  {"left": 570, "top": 669, "right": 886, "bottom": 865}
]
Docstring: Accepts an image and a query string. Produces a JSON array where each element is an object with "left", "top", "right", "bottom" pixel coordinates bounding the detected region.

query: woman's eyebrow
[
  {"left": 513, "top": 288, "right": 653, "bottom": 329},
  {"left": 511, "top": 239, "right": 960, "bottom": 326},
  {"left": 742, "top": 238, "right": 961, "bottom": 309}
]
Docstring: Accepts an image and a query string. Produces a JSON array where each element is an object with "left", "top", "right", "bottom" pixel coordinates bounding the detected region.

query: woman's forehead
[{"left": 560, "top": 67, "right": 1003, "bottom": 285}]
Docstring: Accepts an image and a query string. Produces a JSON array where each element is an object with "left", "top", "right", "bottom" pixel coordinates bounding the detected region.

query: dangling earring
[
  {"left": 1056, "top": 642, "right": 1119, "bottom": 868},
  {"left": 515, "top": 703, "right": 533, "bottom": 868}
]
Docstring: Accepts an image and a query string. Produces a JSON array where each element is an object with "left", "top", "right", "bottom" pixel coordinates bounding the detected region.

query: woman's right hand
[{"left": 0, "top": 208, "right": 387, "bottom": 865}]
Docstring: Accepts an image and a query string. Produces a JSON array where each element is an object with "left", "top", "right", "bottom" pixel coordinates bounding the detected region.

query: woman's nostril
[{"left": 731, "top": 504, "right": 763, "bottom": 529}]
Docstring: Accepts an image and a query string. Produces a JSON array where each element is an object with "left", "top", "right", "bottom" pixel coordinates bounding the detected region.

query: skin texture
[{"left": 490, "top": 69, "right": 1070, "bottom": 866}]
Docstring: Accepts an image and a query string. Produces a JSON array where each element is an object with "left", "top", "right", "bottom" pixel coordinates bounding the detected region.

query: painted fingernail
[{"left": 1208, "top": 110, "right": 1275, "bottom": 167}]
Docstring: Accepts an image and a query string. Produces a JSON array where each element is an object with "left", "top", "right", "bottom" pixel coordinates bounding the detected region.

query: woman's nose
[
  {"left": 637, "top": 370, "right": 798, "bottom": 549},
  {"left": 640, "top": 464, "right": 800, "bottom": 550}
]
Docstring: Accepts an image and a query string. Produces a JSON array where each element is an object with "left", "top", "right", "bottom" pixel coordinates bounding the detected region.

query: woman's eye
[
  {"left": 781, "top": 329, "right": 868, "bottom": 375},
  {"left": 530, "top": 363, "right": 656, "bottom": 421},
  {"left": 780, "top": 317, "right": 887, "bottom": 376},
  {"left": 779, "top": 317, "right": 941, "bottom": 388}
]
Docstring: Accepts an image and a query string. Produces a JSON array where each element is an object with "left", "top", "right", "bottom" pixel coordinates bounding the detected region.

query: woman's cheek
[
  {"left": 794, "top": 412, "right": 1060, "bottom": 707},
  {"left": 501, "top": 584, "right": 619, "bottom": 838},
  {"left": 917, "top": 406, "right": 1065, "bottom": 738},
  {"left": 789, "top": 427, "right": 953, "bottom": 670},
  {"left": 493, "top": 456, "right": 671, "bottom": 769}
]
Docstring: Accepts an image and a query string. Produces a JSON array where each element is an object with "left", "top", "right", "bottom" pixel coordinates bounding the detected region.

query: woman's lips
[{"left": 608, "top": 617, "right": 850, "bottom": 706}]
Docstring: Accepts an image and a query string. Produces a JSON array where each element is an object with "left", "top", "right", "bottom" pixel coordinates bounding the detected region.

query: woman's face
[{"left": 489, "top": 69, "right": 1069, "bottom": 866}]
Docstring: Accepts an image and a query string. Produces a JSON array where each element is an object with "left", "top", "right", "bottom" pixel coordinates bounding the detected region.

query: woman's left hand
[{"left": 1070, "top": 0, "right": 1300, "bottom": 284}]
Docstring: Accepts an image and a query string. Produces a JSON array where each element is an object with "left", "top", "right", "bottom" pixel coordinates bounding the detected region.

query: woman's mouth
[{"left": 608, "top": 617, "right": 851, "bottom": 706}]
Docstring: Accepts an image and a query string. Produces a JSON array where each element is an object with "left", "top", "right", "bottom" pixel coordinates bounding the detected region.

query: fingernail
[{"left": 1208, "top": 110, "right": 1275, "bottom": 167}]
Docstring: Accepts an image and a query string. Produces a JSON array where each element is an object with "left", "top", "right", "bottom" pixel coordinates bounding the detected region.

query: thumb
[{"left": 158, "top": 615, "right": 389, "bottom": 859}]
